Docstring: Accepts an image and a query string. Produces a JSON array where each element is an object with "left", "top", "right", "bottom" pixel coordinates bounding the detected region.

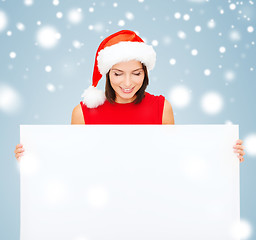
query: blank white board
[{"left": 20, "top": 125, "right": 240, "bottom": 240}]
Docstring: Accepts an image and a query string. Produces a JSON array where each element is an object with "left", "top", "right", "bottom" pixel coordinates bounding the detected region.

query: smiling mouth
[{"left": 120, "top": 87, "right": 135, "bottom": 93}]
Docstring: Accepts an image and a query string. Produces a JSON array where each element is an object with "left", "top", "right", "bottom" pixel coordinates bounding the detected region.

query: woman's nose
[{"left": 124, "top": 74, "right": 132, "bottom": 87}]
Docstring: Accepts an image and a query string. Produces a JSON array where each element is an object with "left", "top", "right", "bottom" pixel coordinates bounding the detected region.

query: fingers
[
  {"left": 14, "top": 144, "right": 24, "bottom": 154},
  {"left": 239, "top": 156, "right": 244, "bottom": 163},
  {"left": 14, "top": 147, "right": 25, "bottom": 154},
  {"left": 235, "top": 139, "right": 243, "bottom": 145},
  {"left": 16, "top": 152, "right": 24, "bottom": 160},
  {"left": 14, "top": 143, "right": 25, "bottom": 161},
  {"left": 233, "top": 139, "right": 245, "bottom": 163},
  {"left": 15, "top": 143, "right": 23, "bottom": 149},
  {"left": 233, "top": 149, "right": 245, "bottom": 156},
  {"left": 233, "top": 144, "right": 245, "bottom": 150}
]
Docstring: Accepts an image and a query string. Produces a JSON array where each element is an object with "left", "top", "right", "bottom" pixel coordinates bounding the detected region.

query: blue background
[{"left": 0, "top": 0, "right": 255, "bottom": 239}]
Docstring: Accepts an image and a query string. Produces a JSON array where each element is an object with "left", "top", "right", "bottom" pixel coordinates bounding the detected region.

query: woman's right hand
[{"left": 14, "top": 144, "right": 25, "bottom": 162}]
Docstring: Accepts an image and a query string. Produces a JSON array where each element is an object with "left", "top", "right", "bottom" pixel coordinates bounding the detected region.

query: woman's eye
[{"left": 114, "top": 72, "right": 141, "bottom": 76}]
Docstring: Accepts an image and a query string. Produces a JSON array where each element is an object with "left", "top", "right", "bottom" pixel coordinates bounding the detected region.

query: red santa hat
[{"left": 81, "top": 29, "right": 156, "bottom": 108}]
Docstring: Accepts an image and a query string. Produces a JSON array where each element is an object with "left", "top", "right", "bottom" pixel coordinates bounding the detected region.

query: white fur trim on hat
[
  {"left": 97, "top": 41, "right": 156, "bottom": 75},
  {"left": 81, "top": 86, "right": 106, "bottom": 108}
]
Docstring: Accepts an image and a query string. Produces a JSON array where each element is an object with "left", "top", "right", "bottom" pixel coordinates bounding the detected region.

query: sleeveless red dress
[{"left": 80, "top": 92, "right": 165, "bottom": 124}]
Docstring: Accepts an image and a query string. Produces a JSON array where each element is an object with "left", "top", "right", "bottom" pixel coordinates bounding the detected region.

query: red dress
[{"left": 80, "top": 92, "right": 165, "bottom": 124}]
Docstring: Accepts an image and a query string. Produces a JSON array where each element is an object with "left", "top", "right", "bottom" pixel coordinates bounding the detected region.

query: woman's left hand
[{"left": 233, "top": 139, "right": 245, "bottom": 163}]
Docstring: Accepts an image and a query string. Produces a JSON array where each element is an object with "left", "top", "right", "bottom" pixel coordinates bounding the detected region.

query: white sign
[{"left": 20, "top": 125, "right": 239, "bottom": 240}]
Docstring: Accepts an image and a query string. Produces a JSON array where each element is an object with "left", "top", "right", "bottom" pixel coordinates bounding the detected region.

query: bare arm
[
  {"left": 162, "top": 99, "right": 175, "bottom": 125},
  {"left": 71, "top": 104, "right": 85, "bottom": 124}
]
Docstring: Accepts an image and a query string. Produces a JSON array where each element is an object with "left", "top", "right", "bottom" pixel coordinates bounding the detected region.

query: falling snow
[
  {"left": 174, "top": 12, "right": 181, "bottom": 19},
  {"left": 183, "top": 14, "right": 190, "bottom": 21},
  {"left": 207, "top": 19, "right": 216, "bottom": 29},
  {"left": 0, "top": 0, "right": 255, "bottom": 238},
  {"left": 229, "top": 3, "right": 236, "bottom": 10},
  {"left": 0, "top": 84, "right": 21, "bottom": 114},
  {"left": 89, "top": 7, "right": 94, "bottom": 13},
  {"left": 125, "top": 12, "right": 134, "bottom": 20},
  {"left": 16, "top": 22, "right": 25, "bottom": 31},
  {"left": 162, "top": 36, "right": 172, "bottom": 45},
  {"left": 151, "top": 40, "right": 158, "bottom": 46},
  {"left": 204, "top": 69, "right": 211, "bottom": 76},
  {"left": 219, "top": 46, "right": 226, "bottom": 53},
  {"left": 46, "top": 83, "right": 56, "bottom": 92},
  {"left": 169, "top": 58, "right": 176, "bottom": 65},
  {"left": 67, "top": 8, "right": 83, "bottom": 24},
  {"left": 229, "top": 29, "right": 241, "bottom": 41},
  {"left": 201, "top": 92, "right": 223, "bottom": 115},
  {"left": 118, "top": 20, "right": 125, "bottom": 26},
  {"left": 224, "top": 70, "right": 236, "bottom": 82},
  {"left": 36, "top": 26, "right": 61, "bottom": 48},
  {"left": 247, "top": 26, "right": 254, "bottom": 33},
  {"left": 230, "top": 219, "right": 253, "bottom": 239},
  {"left": 195, "top": 25, "right": 202, "bottom": 32},
  {"left": 0, "top": 10, "right": 8, "bottom": 32},
  {"left": 45, "top": 65, "right": 52, "bottom": 72},
  {"left": 191, "top": 49, "right": 198, "bottom": 56},
  {"left": 168, "top": 85, "right": 191, "bottom": 108},
  {"left": 56, "top": 12, "right": 63, "bottom": 19},
  {"left": 52, "top": 0, "right": 59, "bottom": 6},
  {"left": 244, "top": 134, "right": 256, "bottom": 156},
  {"left": 9, "top": 51, "right": 16, "bottom": 59},
  {"left": 24, "top": 0, "right": 34, "bottom": 6},
  {"left": 177, "top": 31, "right": 186, "bottom": 39},
  {"left": 72, "top": 40, "right": 83, "bottom": 49}
]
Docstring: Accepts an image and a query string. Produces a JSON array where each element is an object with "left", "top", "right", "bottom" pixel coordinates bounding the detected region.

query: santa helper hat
[{"left": 81, "top": 30, "right": 156, "bottom": 108}]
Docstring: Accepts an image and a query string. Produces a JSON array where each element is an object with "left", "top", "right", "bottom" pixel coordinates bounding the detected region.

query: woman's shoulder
[
  {"left": 145, "top": 92, "right": 174, "bottom": 124},
  {"left": 71, "top": 103, "right": 85, "bottom": 124},
  {"left": 162, "top": 98, "right": 175, "bottom": 124}
]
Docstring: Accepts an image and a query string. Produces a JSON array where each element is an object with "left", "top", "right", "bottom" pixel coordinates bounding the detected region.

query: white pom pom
[{"left": 81, "top": 86, "right": 106, "bottom": 108}]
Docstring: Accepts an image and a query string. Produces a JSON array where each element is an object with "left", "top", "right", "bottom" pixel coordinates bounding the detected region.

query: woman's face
[{"left": 109, "top": 60, "right": 145, "bottom": 103}]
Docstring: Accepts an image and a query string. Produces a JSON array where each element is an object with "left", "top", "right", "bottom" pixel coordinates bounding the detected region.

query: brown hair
[{"left": 105, "top": 63, "right": 149, "bottom": 104}]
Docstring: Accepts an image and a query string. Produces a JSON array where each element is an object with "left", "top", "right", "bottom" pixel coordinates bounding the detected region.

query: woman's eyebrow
[{"left": 111, "top": 68, "right": 143, "bottom": 72}]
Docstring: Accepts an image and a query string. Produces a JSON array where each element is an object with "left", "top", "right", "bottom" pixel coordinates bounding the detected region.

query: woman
[{"left": 14, "top": 30, "right": 245, "bottom": 162}]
